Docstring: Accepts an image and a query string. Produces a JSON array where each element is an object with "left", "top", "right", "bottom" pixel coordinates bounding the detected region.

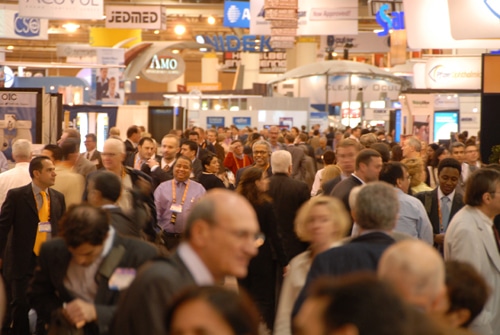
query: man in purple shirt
[{"left": 154, "top": 156, "right": 206, "bottom": 250}]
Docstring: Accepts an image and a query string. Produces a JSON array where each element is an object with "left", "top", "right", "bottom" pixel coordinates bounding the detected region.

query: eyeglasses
[
  {"left": 215, "top": 225, "right": 265, "bottom": 247},
  {"left": 253, "top": 150, "right": 269, "bottom": 156},
  {"left": 102, "top": 152, "right": 118, "bottom": 157}
]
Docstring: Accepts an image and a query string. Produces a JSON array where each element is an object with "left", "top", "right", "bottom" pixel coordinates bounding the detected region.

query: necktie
[
  {"left": 441, "top": 196, "right": 450, "bottom": 233},
  {"left": 86, "top": 152, "right": 90, "bottom": 160},
  {"left": 163, "top": 164, "right": 170, "bottom": 172},
  {"left": 33, "top": 191, "right": 49, "bottom": 256}
]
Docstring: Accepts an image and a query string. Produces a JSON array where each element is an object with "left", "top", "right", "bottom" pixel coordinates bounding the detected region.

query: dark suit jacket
[
  {"left": 0, "top": 183, "right": 66, "bottom": 279},
  {"left": 285, "top": 145, "right": 307, "bottom": 182},
  {"left": 292, "top": 232, "right": 395, "bottom": 317},
  {"left": 124, "top": 139, "right": 135, "bottom": 154},
  {"left": 322, "top": 175, "right": 342, "bottom": 195},
  {"left": 140, "top": 158, "right": 175, "bottom": 191},
  {"left": 192, "top": 158, "right": 203, "bottom": 182},
  {"left": 82, "top": 151, "right": 103, "bottom": 170},
  {"left": 28, "top": 234, "right": 157, "bottom": 335},
  {"left": 414, "top": 188, "right": 464, "bottom": 235},
  {"left": 106, "top": 206, "right": 143, "bottom": 238},
  {"left": 110, "top": 253, "right": 197, "bottom": 335},
  {"left": 330, "top": 175, "right": 363, "bottom": 215},
  {"left": 268, "top": 173, "right": 310, "bottom": 261}
]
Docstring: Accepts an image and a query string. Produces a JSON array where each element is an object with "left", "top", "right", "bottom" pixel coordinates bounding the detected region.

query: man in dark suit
[
  {"left": 142, "top": 134, "right": 179, "bottom": 190},
  {"left": 292, "top": 182, "right": 398, "bottom": 317},
  {"left": 83, "top": 133, "right": 103, "bottom": 170},
  {"left": 28, "top": 205, "right": 157, "bottom": 335},
  {"left": 0, "top": 156, "right": 66, "bottom": 335},
  {"left": 235, "top": 140, "right": 273, "bottom": 186},
  {"left": 110, "top": 189, "right": 260, "bottom": 335},
  {"left": 124, "top": 137, "right": 155, "bottom": 170},
  {"left": 330, "top": 149, "right": 383, "bottom": 220},
  {"left": 268, "top": 150, "right": 310, "bottom": 261},
  {"left": 415, "top": 158, "right": 464, "bottom": 249},
  {"left": 124, "top": 125, "right": 141, "bottom": 154},
  {"left": 322, "top": 139, "right": 361, "bottom": 195},
  {"left": 180, "top": 140, "right": 203, "bottom": 182}
]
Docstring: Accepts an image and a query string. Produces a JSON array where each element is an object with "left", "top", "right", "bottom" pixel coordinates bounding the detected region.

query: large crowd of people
[{"left": 0, "top": 123, "right": 497, "bottom": 335}]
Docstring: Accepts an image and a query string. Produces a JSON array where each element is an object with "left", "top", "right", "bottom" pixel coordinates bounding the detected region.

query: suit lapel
[
  {"left": 95, "top": 235, "right": 126, "bottom": 304},
  {"left": 23, "top": 184, "right": 38, "bottom": 216},
  {"left": 476, "top": 216, "right": 500, "bottom": 273}
]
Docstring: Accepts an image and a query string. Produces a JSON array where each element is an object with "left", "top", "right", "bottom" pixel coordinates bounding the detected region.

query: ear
[
  {"left": 482, "top": 192, "right": 492, "bottom": 205},
  {"left": 189, "top": 220, "right": 211, "bottom": 249},
  {"left": 446, "top": 309, "right": 471, "bottom": 329}
]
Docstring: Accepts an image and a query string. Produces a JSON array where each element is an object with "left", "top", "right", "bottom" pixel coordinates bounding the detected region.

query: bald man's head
[{"left": 378, "top": 240, "right": 448, "bottom": 315}]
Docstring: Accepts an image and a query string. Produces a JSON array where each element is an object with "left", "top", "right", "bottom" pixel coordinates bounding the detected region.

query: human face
[
  {"left": 180, "top": 144, "right": 196, "bottom": 160},
  {"left": 232, "top": 142, "right": 243, "bottom": 156},
  {"left": 205, "top": 157, "right": 220, "bottom": 174},
  {"left": 252, "top": 144, "right": 269, "bottom": 167},
  {"left": 398, "top": 167, "right": 411, "bottom": 194},
  {"left": 161, "top": 137, "right": 179, "bottom": 161},
  {"left": 34, "top": 159, "right": 56, "bottom": 188},
  {"left": 170, "top": 299, "right": 234, "bottom": 335},
  {"left": 336, "top": 146, "right": 357, "bottom": 175},
  {"left": 138, "top": 140, "right": 155, "bottom": 160},
  {"left": 84, "top": 137, "right": 96, "bottom": 152},
  {"left": 465, "top": 146, "right": 479, "bottom": 165},
  {"left": 188, "top": 134, "right": 199, "bottom": 144},
  {"left": 68, "top": 242, "right": 105, "bottom": 267},
  {"left": 307, "top": 204, "right": 341, "bottom": 246},
  {"left": 86, "top": 181, "right": 99, "bottom": 207},
  {"left": 451, "top": 147, "right": 465, "bottom": 163},
  {"left": 402, "top": 140, "right": 414, "bottom": 158},
  {"left": 360, "top": 156, "right": 383, "bottom": 182},
  {"left": 293, "top": 297, "right": 328, "bottom": 335},
  {"left": 102, "top": 142, "right": 125, "bottom": 172},
  {"left": 438, "top": 167, "right": 460, "bottom": 196},
  {"left": 130, "top": 132, "right": 141, "bottom": 144},
  {"left": 269, "top": 127, "right": 280, "bottom": 143},
  {"left": 255, "top": 172, "right": 270, "bottom": 193},
  {"left": 174, "top": 158, "right": 192, "bottom": 182},
  {"left": 207, "top": 131, "right": 217, "bottom": 144}
]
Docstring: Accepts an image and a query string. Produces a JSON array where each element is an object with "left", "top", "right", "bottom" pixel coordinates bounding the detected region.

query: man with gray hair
[
  {"left": 235, "top": 140, "right": 273, "bottom": 186},
  {"left": 268, "top": 150, "right": 310, "bottom": 261},
  {"left": 0, "top": 139, "right": 32, "bottom": 207},
  {"left": 292, "top": 181, "right": 398, "bottom": 316},
  {"left": 402, "top": 136, "right": 421, "bottom": 159}
]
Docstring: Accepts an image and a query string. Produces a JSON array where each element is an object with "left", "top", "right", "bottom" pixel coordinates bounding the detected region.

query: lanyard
[
  {"left": 172, "top": 179, "right": 190, "bottom": 206},
  {"left": 438, "top": 198, "right": 443, "bottom": 233},
  {"left": 233, "top": 154, "right": 249, "bottom": 170}
]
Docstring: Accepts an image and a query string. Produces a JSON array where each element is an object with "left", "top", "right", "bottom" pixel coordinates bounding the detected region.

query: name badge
[
  {"left": 170, "top": 204, "right": 183, "bottom": 213},
  {"left": 108, "top": 268, "right": 136, "bottom": 291},
  {"left": 38, "top": 222, "right": 51, "bottom": 233}
]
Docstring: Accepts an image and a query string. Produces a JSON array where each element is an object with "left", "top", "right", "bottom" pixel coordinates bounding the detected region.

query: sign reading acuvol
[
  {"left": 18, "top": 0, "right": 103, "bottom": 20},
  {"left": 141, "top": 50, "right": 185, "bottom": 83}
]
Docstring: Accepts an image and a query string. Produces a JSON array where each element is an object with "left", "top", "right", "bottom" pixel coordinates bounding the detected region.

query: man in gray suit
[
  {"left": 111, "top": 189, "right": 260, "bottom": 335},
  {"left": 445, "top": 168, "right": 500, "bottom": 335}
]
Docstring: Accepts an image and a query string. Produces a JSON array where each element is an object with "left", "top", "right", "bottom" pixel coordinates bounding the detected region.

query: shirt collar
[
  {"left": 437, "top": 187, "right": 455, "bottom": 203},
  {"left": 177, "top": 243, "right": 214, "bottom": 285},
  {"left": 101, "top": 226, "right": 116, "bottom": 258},
  {"left": 351, "top": 173, "right": 365, "bottom": 184},
  {"left": 31, "top": 182, "right": 48, "bottom": 195}
]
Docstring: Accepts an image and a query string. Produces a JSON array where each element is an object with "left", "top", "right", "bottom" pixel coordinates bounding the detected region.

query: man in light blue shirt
[{"left": 380, "top": 162, "right": 433, "bottom": 245}]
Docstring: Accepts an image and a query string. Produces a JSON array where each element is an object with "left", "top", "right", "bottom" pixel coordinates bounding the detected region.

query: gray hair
[
  {"left": 252, "top": 140, "right": 271, "bottom": 154},
  {"left": 104, "top": 138, "right": 125, "bottom": 154},
  {"left": 356, "top": 182, "right": 398, "bottom": 230},
  {"left": 12, "top": 139, "right": 32, "bottom": 160},
  {"left": 271, "top": 150, "right": 292, "bottom": 174},
  {"left": 405, "top": 137, "right": 421, "bottom": 152},
  {"left": 185, "top": 196, "right": 216, "bottom": 239}
]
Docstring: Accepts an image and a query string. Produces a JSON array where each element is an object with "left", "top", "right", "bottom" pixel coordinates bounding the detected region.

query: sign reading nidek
[
  {"left": 18, "top": 0, "right": 103, "bottom": 20},
  {"left": 105, "top": 5, "right": 166, "bottom": 30},
  {"left": 141, "top": 50, "right": 185, "bottom": 83}
]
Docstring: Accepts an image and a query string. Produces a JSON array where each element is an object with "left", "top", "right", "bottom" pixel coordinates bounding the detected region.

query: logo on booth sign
[
  {"left": 224, "top": 1, "right": 250, "bottom": 28},
  {"left": 107, "top": 11, "right": 158, "bottom": 23},
  {"left": 428, "top": 65, "right": 481, "bottom": 83},
  {"left": 141, "top": 50, "right": 186, "bottom": 83},
  {"left": 14, "top": 13, "right": 41, "bottom": 37},
  {"left": 375, "top": 4, "right": 405, "bottom": 37},
  {"left": 485, "top": 0, "right": 500, "bottom": 18},
  {"left": 198, "top": 35, "right": 273, "bottom": 52}
]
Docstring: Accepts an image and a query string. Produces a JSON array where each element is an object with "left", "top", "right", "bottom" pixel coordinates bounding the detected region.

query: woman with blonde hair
[
  {"left": 402, "top": 157, "right": 433, "bottom": 194},
  {"left": 274, "top": 196, "right": 350, "bottom": 335}
]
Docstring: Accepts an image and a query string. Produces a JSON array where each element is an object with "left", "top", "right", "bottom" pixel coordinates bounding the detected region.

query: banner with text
[
  {"left": 105, "top": 5, "right": 166, "bottom": 30},
  {"left": 0, "top": 4, "right": 48, "bottom": 40},
  {"left": 19, "top": 0, "right": 103, "bottom": 20},
  {"left": 222, "top": 52, "right": 287, "bottom": 73}
]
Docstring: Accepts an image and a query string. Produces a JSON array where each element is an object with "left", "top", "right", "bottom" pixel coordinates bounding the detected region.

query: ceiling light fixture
[
  {"left": 207, "top": 16, "right": 216, "bottom": 25},
  {"left": 174, "top": 24, "right": 186, "bottom": 36},
  {"left": 6, "top": 46, "right": 14, "bottom": 50},
  {"left": 62, "top": 23, "right": 80, "bottom": 33},
  {"left": 154, "top": 30, "right": 160, "bottom": 34}
]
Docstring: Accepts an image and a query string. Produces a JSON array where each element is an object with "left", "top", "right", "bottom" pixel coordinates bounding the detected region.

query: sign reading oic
[
  {"left": 197, "top": 35, "right": 273, "bottom": 52},
  {"left": 141, "top": 50, "right": 186, "bottom": 83},
  {"left": 375, "top": 4, "right": 405, "bottom": 37}
]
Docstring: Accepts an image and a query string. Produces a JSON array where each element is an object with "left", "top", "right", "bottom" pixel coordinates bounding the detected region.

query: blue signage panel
[
  {"left": 375, "top": 4, "right": 405, "bottom": 37},
  {"left": 223, "top": 1, "right": 250, "bottom": 28},
  {"left": 207, "top": 116, "right": 225, "bottom": 129},
  {"left": 434, "top": 111, "right": 459, "bottom": 142},
  {"left": 233, "top": 116, "right": 251, "bottom": 129},
  {"left": 198, "top": 34, "right": 273, "bottom": 52}
]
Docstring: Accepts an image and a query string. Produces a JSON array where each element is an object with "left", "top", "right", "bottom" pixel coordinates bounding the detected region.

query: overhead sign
[
  {"left": 250, "top": 0, "right": 358, "bottom": 36},
  {"left": 105, "top": 5, "right": 166, "bottom": 30},
  {"left": 375, "top": 4, "right": 405, "bottom": 37},
  {"left": 223, "top": 52, "right": 287, "bottom": 73},
  {"left": 448, "top": 0, "right": 500, "bottom": 39},
  {"left": 141, "top": 50, "right": 185, "bottom": 83},
  {"left": 0, "top": 4, "right": 48, "bottom": 40},
  {"left": 197, "top": 35, "right": 273, "bottom": 52},
  {"left": 223, "top": 1, "right": 250, "bottom": 28},
  {"left": 18, "top": 0, "right": 103, "bottom": 20},
  {"left": 424, "top": 57, "right": 481, "bottom": 90},
  {"left": 319, "top": 33, "right": 390, "bottom": 53}
]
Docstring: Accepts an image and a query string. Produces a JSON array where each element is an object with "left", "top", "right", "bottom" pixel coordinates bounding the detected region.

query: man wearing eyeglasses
[
  {"left": 111, "top": 189, "right": 261, "bottom": 335},
  {"left": 235, "top": 140, "right": 273, "bottom": 186}
]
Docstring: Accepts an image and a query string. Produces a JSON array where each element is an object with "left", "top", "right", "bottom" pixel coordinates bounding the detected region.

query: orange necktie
[{"left": 33, "top": 191, "right": 49, "bottom": 256}]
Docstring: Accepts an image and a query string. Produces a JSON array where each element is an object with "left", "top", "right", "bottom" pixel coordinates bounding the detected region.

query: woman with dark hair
[
  {"left": 166, "top": 286, "right": 260, "bottom": 335},
  {"left": 236, "top": 167, "right": 288, "bottom": 332},
  {"left": 198, "top": 154, "right": 226, "bottom": 190},
  {"left": 390, "top": 144, "right": 403, "bottom": 162},
  {"left": 428, "top": 146, "right": 450, "bottom": 188}
]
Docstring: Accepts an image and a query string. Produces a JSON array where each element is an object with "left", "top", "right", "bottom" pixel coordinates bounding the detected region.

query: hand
[
  {"left": 434, "top": 233, "right": 445, "bottom": 245},
  {"left": 62, "top": 299, "right": 97, "bottom": 328},
  {"left": 147, "top": 158, "right": 159, "bottom": 169}
]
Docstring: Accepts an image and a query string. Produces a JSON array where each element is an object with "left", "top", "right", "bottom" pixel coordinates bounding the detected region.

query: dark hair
[
  {"left": 370, "top": 142, "right": 391, "bottom": 163},
  {"left": 379, "top": 162, "right": 405, "bottom": 186},
  {"left": 464, "top": 169, "right": 500, "bottom": 206},
  {"left": 166, "top": 286, "right": 260, "bottom": 335},
  {"left": 188, "top": 131, "right": 199, "bottom": 139},
  {"left": 89, "top": 171, "right": 122, "bottom": 202},
  {"left": 390, "top": 145, "right": 403, "bottom": 162},
  {"left": 309, "top": 273, "right": 410, "bottom": 335},
  {"left": 85, "top": 133, "right": 97, "bottom": 142},
  {"left": 445, "top": 260, "right": 490, "bottom": 327},
  {"left": 231, "top": 139, "right": 243, "bottom": 146},
  {"left": 285, "top": 134, "right": 295, "bottom": 144},
  {"left": 138, "top": 137, "right": 154, "bottom": 147},
  {"left": 174, "top": 156, "right": 193, "bottom": 169},
  {"left": 201, "top": 154, "right": 218, "bottom": 172},
  {"left": 291, "top": 126, "right": 300, "bottom": 134},
  {"left": 60, "top": 138, "right": 79, "bottom": 160},
  {"left": 236, "top": 167, "right": 271, "bottom": 206},
  {"left": 182, "top": 140, "right": 198, "bottom": 153},
  {"left": 298, "top": 133, "right": 308, "bottom": 143},
  {"left": 430, "top": 146, "right": 448, "bottom": 168},
  {"left": 59, "top": 205, "right": 110, "bottom": 248},
  {"left": 126, "top": 125, "right": 140, "bottom": 138},
  {"left": 29, "top": 156, "right": 51, "bottom": 178},
  {"left": 355, "top": 149, "right": 381, "bottom": 170},
  {"left": 322, "top": 151, "right": 336, "bottom": 165},
  {"left": 437, "top": 158, "right": 462, "bottom": 176},
  {"left": 43, "top": 144, "right": 63, "bottom": 161}
]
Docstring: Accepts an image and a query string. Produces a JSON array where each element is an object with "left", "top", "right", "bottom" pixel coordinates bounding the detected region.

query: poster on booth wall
[
  {"left": 92, "top": 49, "right": 125, "bottom": 106},
  {"left": 434, "top": 111, "right": 459, "bottom": 142},
  {"left": 279, "top": 117, "right": 293, "bottom": 130},
  {"left": 0, "top": 90, "right": 40, "bottom": 161},
  {"left": 412, "top": 115, "right": 430, "bottom": 143},
  {"left": 207, "top": 117, "right": 225, "bottom": 129},
  {"left": 233, "top": 117, "right": 251, "bottom": 129}
]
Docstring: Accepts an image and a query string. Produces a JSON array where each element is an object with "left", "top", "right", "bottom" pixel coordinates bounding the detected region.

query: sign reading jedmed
[{"left": 141, "top": 50, "right": 185, "bottom": 83}]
